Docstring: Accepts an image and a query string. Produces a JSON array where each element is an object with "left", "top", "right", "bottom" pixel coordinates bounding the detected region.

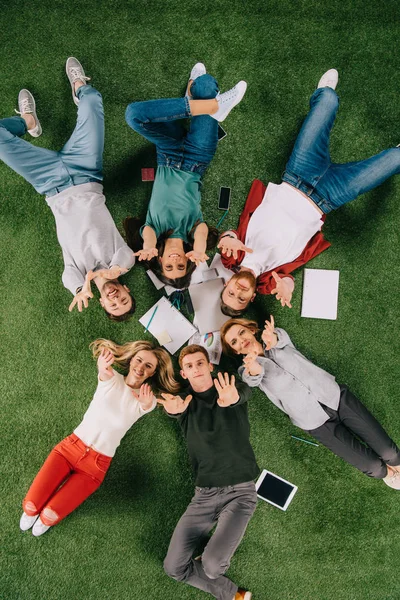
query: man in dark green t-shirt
[{"left": 159, "top": 345, "right": 258, "bottom": 600}]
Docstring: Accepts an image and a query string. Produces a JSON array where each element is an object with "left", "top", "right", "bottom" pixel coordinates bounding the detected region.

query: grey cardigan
[{"left": 239, "top": 328, "right": 340, "bottom": 430}]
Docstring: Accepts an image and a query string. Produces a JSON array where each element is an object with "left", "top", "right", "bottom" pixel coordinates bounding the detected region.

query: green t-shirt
[{"left": 142, "top": 166, "right": 203, "bottom": 243}]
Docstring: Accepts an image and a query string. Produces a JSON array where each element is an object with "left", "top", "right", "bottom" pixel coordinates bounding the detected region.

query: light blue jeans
[
  {"left": 0, "top": 85, "right": 103, "bottom": 197},
  {"left": 282, "top": 87, "right": 400, "bottom": 213},
  {"left": 125, "top": 74, "right": 219, "bottom": 175}
]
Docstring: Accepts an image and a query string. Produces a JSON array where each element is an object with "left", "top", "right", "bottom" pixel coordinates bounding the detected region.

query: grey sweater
[
  {"left": 46, "top": 182, "right": 135, "bottom": 294},
  {"left": 239, "top": 328, "right": 340, "bottom": 430}
]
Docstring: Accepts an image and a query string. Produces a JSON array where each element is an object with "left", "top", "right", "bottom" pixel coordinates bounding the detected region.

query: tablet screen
[{"left": 257, "top": 472, "right": 295, "bottom": 509}]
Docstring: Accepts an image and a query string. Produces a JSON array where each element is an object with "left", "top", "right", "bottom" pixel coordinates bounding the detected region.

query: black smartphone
[
  {"left": 217, "top": 124, "right": 227, "bottom": 141},
  {"left": 218, "top": 186, "right": 231, "bottom": 211}
]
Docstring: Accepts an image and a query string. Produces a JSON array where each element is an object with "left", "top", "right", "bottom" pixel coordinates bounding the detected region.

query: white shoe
[
  {"left": 211, "top": 81, "right": 247, "bottom": 122},
  {"left": 20, "top": 511, "right": 39, "bottom": 531},
  {"left": 15, "top": 89, "right": 42, "bottom": 137},
  {"left": 317, "top": 69, "right": 339, "bottom": 90},
  {"left": 66, "top": 57, "right": 91, "bottom": 106},
  {"left": 383, "top": 468, "right": 400, "bottom": 490},
  {"left": 186, "top": 62, "right": 206, "bottom": 97},
  {"left": 32, "top": 517, "right": 51, "bottom": 537}
]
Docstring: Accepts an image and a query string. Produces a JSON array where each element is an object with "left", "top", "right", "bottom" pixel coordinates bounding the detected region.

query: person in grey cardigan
[{"left": 220, "top": 316, "right": 400, "bottom": 489}]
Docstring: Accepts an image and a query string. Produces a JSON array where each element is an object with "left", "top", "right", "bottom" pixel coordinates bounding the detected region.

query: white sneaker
[
  {"left": 383, "top": 468, "right": 400, "bottom": 490},
  {"left": 317, "top": 69, "right": 339, "bottom": 90},
  {"left": 66, "top": 57, "right": 91, "bottom": 106},
  {"left": 211, "top": 81, "right": 247, "bottom": 122},
  {"left": 15, "top": 89, "right": 42, "bottom": 137},
  {"left": 19, "top": 511, "right": 39, "bottom": 531},
  {"left": 32, "top": 516, "right": 51, "bottom": 537},
  {"left": 186, "top": 62, "right": 206, "bottom": 97}
]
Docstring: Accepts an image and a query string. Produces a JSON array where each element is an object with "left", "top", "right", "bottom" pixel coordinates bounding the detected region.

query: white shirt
[
  {"left": 241, "top": 183, "right": 323, "bottom": 277},
  {"left": 46, "top": 182, "right": 135, "bottom": 294},
  {"left": 74, "top": 370, "right": 157, "bottom": 457}
]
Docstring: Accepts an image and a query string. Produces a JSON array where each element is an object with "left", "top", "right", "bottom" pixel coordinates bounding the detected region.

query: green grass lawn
[{"left": 1, "top": 1, "right": 400, "bottom": 599}]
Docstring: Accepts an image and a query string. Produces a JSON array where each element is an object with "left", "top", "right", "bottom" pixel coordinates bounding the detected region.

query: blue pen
[
  {"left": 217, "top": 210, "right": 229, "bottom": 229},
  {"left": 145, "top": 305, "right": 158, "bottom": 332},
  {"left": 291, "top": 435, "right": 319, "bottom": 447}
]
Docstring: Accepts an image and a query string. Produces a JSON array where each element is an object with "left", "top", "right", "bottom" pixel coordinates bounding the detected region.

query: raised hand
[
  {"left": 261, "top": 315, "right": 278, "bottom": 350},
  {"left": 97, "top": 348, "right": 115, "bottom": 380},
  {"left": 185, "top": 250, "right": 209, "bottom": 266},
  {"left": 214, "top": 372, "right": 240, "bottom": 407},
  {"left": 159, "top": 393, "right": 192, "bottom": 415},
  {"left": 94, "top": 265, "right": 128, "bottom": 280},
  {"left": 217, "top": 236, "right": 253, "bottom": 259},
  {"left": 243, "top": 348, "right": 263, "bottom": 376},
  {"left": 270, "top": 272, "right": 293, "bottom": 308},
  {"left": 134, "top": 247, "right": 158, "bottom": 261},
  {"left": 131, "top": 383, "right": 154, "bottom": 410},
  {"left": 69, "top": 270, "right": 94, "bottom": 313}
]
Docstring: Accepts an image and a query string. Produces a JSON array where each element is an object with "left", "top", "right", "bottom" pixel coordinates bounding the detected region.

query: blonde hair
[
  {"left": 90, "top": 339, "right": 180, "bottom": 394},
  {"left": 220, "top": 318, "right": 259, "bottom": 355}
]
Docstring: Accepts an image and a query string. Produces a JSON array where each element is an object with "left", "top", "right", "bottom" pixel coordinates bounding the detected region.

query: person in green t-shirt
[{"left": 124, "top": 63, "right": 247, "bottom": 289}]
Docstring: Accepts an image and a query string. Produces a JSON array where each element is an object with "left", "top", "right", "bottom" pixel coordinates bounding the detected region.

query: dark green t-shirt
[
  {"left": 142, "top": 166, "right": 203, "bottom": 242},
  {"left": 175, "top": 383, "right": 260, "bottom": 487}
]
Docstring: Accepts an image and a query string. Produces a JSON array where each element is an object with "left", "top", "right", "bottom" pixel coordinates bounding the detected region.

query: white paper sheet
[{"left": 301, "top": 268, "right": 340, "bottom": 320}]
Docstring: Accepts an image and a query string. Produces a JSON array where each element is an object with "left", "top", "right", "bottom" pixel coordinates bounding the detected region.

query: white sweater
[{"left": 74, "top": 370, "right": 156, "bottom": 457}]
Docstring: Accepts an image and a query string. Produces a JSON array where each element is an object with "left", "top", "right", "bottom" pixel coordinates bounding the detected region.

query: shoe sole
[
  {"left": 18, "top": 89, "right": 42, "bottom": 138},
  {"left": 66, "top": 56, "right": 82, "bottom": 106}
]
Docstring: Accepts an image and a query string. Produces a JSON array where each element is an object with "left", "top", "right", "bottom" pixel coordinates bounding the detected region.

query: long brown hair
[
  {"left": 220, "top": 318, "right": 259, "bottom": 355},
  {"left": 123, "top": 217, "right": 219, "bottom": 289},
  {"left": 90, "top": 339, "right": 180, "bottom": 394}
]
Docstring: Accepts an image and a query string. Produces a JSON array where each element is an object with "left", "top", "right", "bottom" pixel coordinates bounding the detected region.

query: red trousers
[{"left": 23, "top": 433, "right": 112, "bottom": 526}]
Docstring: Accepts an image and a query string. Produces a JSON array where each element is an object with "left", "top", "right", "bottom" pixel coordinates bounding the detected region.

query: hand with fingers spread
[
  {"left": 243, "top": 348, "right": 263, "bottom": 376},
  {"left": 94, "top": 265, "right": 128, "bottom": 280},
  {"left": 185, "top": 250, "right": 209, "bottom": 266},
  {"left": 134, "top": 247, "right": 158, "bottom": 262},
  {"left": 159, "top": 393, "right": 193, "bottom": 415},
  {"left": 217, "top": 236, "right": 253, "bottom": 259},
  {"left": 261, "top": 315, "right": 278, "bottom": 350},
  {"left": 214, "top": 372, "right": 240, "bottom": 407},
  {"left": 270, "top": 271, "right": 294, "bottom": 308},
  {"left": 69, "top": 270, "right": 94, "bottom": 313},
  {"left": 97, "top": 348, "right": 115, "bottom": 381},
  {"left": 131, "top": 383, "right": 155, "bottom": 411}
]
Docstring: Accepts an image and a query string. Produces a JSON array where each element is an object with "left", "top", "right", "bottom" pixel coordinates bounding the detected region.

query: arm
[
  {"left": 260, "top": 316, "right": 293, "bottom": 351},
  {"left": 217, "top": 231, "right": 253, "bottom": 259},
  {"left": 186, "top": 223, "right": 209, "bottom": 265},
  {"left": 273, "top": 327, "right": 295, "bottom": 350},
  {"left": 158, "top": 393, "right": 193, "bottom": 416},
  {"left": 68, "top": 271, "right": 95, "bottom": 313},
  {"left": 97, "top": 348, "right": 115, "bottom": 381},
  {"left": 94, "top": 265, "right": 129, "bottom": 280},
  {"left": 135, "top": 226, "right": 158, "bottom": 261}
]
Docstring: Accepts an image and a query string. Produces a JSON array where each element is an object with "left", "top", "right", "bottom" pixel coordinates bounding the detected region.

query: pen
[
  {"left": 291, "top": 435, "right": 319, "bottom": 447},
  {"left": 217, "top": 210, "right": 229, "bottom": 229},
  {"left": 145, "top": 305, "right": 158, "bottom": 332}
]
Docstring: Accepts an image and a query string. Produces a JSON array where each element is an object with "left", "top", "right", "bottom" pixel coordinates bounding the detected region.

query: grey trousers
[
  {"left": 164, "top": 481, "right": 257, "bottom": 600},
  {"left": 307, "top": 385, "right": 400, "bottom": 478}
]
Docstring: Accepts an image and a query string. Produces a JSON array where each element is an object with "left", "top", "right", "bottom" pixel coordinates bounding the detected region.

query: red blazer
[{"left": 220, "top": 179, "right": 331, "bottom": 294}]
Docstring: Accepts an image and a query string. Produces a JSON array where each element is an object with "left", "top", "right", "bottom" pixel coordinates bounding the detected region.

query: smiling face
[
  {"left": 99, "top": 280, "right": 133, "bottom": 317},
  {"left": 128, "top": 350, "right": 158, "bottom": 387},
  {"left": 224, "top": 324, "right": 257, "bottom": 355},
  {"left": 221, "top": 272, "right": 257, "bottom": 312},
  {"left": 159, "top": 241, "right": 188, "bottom": 278},
  {"left": 180, "top": 351, "right": 214, "bottom": 392}
]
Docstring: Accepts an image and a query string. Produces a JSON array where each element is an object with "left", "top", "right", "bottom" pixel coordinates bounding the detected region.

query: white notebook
[
  {"left": 301, "top": 268, "right": 340, "bottom": 320},
  {"left": 139, "top": 297, "right": 197, "bottom": 355}
]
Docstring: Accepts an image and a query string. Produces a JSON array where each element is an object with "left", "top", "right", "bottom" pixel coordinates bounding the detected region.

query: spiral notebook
[{"left": 139, "top": 297, "right": 197, "bottom": 355}]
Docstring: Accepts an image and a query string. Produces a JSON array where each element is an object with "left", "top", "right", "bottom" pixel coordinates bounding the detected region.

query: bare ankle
[
  {"left": 21, "top": 113, "right": 35, "bottom": 130},
  {"left": 74, "top": 80, "right": 84, "bottom": 93}
]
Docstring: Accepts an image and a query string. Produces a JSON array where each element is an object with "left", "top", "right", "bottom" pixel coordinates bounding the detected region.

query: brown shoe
[{"left": 235, "top": 589, "right": 252, "bottom": 600}]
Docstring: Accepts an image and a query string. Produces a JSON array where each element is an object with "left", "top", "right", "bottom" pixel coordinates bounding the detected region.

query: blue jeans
[
  {"left": 282, "top": 87, "right": 400, "bottom": 213},
  {"left": 125, "top": 74, "right": 219, "bottom": 175},
  {"left": 0, "top": 85, "right": 104, "bottom": 197}
]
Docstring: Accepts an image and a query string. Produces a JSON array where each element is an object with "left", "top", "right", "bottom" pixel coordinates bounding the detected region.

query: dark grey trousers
[
  {"left": 164, "top": 481, "right": 257, "bottom": 600},
  {"left": 307, "top": 385, "right": 400, "bottom": 478}
]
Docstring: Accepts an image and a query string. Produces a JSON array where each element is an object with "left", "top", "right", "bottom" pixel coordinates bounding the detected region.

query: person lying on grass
[
  {"left": 160, "top": 345, "right": 256, "bottom": 600},
  {"left": 124, "top": 62, "right": 247, "bottom": 290},
  {"left": 19, "top": 339, "right": 179, "bottom": 537},
  {"left": 219, "top": 68, "right": 400, "bottom": 316},
  {"left": 220, "top": 316, "right": 400, "bottom": 489},
  {"left": 0, "top": 57, "right": 135, "bottom": 320}
]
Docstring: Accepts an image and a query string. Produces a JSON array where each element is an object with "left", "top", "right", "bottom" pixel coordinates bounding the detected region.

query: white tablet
[{"left": 255, "top": 469, "right": 298, "bottom": 511}]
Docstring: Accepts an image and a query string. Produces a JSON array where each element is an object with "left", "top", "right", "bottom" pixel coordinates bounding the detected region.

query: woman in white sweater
[{"left": 19, "top": 339, "right": 179, "bottom": 537}]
